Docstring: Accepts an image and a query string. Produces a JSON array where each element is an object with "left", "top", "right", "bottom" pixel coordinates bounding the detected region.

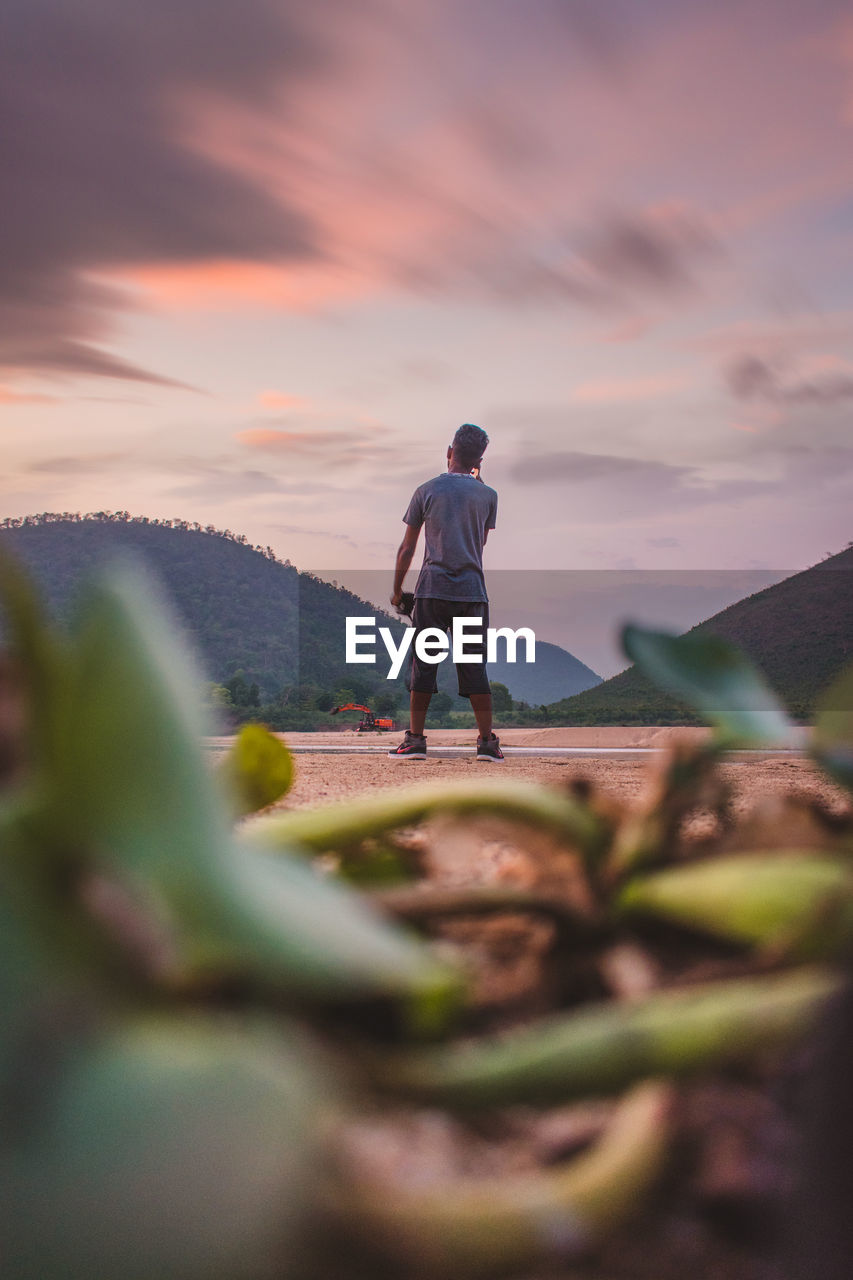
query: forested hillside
[
  {"left": 0, "top": 513, "right": 600, "bottom": 728},
  {"left": 0, "top": 513, "right": 403, "bottom": 722},
  {"left": 550, "top": 544, "right": 853, "bottom": 724}
]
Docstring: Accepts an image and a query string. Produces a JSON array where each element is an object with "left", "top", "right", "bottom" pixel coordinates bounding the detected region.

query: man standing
[{"left": 388, "top": 423, "right": 504, "bottom": 762}]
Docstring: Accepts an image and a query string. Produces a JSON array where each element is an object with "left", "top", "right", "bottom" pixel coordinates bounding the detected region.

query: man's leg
[
  {"left": 390, "top": 598, "right": 437, "bottom": 752},
  {"left": 455, "top": 603, "right": 503, "bottom": 760},
  {"left": 409, "top": 690, "right": 432, "bottom": 736},
  {"left": 468, "top": 692, "right": 492, "bottom": 740},
  {"left": 454, "top": 603, "right": 493, "bottom": 741}
]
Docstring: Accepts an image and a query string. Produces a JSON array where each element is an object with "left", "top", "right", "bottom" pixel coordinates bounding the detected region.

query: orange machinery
[{"left": 329, "top": 703, "right": 394, "bottom": 732}]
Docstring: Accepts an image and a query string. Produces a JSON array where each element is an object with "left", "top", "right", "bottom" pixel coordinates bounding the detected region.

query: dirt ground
[{"left": 268, "top": 728, "right": 834, "bottom": 817}]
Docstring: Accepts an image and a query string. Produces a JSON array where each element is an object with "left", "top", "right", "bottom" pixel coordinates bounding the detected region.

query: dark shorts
[{"left": 406, "top": 597, "right": 491, "bottom": 698}]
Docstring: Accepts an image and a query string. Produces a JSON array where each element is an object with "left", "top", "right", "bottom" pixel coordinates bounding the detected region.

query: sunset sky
[{"left": 4, "top": 0, "right": 853, "bottom": 589}]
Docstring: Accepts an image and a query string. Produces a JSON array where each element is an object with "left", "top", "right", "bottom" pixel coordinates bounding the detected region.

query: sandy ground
[
  {"left": 207, "top": 726, "right": 840, "bottom": 813},
  {"left": 280, "top": 751, "right": 837, "bottom": 812}
]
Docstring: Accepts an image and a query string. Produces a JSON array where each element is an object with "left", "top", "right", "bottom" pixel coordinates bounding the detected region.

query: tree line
[{"left": 0, "top": 511, "right": 289, "bottom": 567}]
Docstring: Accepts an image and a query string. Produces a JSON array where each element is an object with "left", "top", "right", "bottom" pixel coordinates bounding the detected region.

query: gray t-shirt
[{"left": 403, "top": 472, "right": 498, "bottom": 601}]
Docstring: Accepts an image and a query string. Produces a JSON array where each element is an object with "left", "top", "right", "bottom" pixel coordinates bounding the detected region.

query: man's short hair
[{"left": 452, "top": 422, "right": 489, "bottom": 468}]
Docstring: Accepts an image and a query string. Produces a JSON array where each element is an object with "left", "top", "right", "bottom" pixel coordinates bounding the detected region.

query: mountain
[
  {"left": 0, "top": 515, "right": 600, "bottom": 721},
  {"left": 488, "top": 639, "right": 601, "bottom": 705},
  {"left": 549, "top": 545, "right": 853, "bottom": 724},
  {"left": 0, "top": 514, "right": 399, "bottom": 704}
]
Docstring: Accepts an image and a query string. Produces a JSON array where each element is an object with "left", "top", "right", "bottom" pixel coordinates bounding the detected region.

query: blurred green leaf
[
  {"left": 619, "top": 853, "right": 853, "bottom": 958},
  {"left": 338, "top": 1081, "right": 673, "bottom": 1277},
  {"left": 379, "top": 968, "right": 837, "bottom": 1108},
  {"left": 1, "top": 1017, "right": 329, "bottom": 1280},
  {"left": 621, "top": 625, "right": 796, "bottom": 748},
  {"left": 60, "top": 561, "right": 230, "bottom": 879},
  {"left": 0, "top": 799, "right": 114, "bottom": 1099},
  {"left": 247, "top": 777, "right": 607, "bottom": 862},
  {"left": 812, "top": 661, "right": 853, "bottom": 791},
  {"left": 52, "top": 564, "right": 458, "bottom": 1007},
  {"left": 220, "top": 723, "right": 294, "bottom": 818},
  {"left": 208, "top": 842, "right": 462, "bottom": 1011}
]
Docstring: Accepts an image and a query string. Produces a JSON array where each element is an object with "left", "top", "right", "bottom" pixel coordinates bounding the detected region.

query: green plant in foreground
[
  {"left": 220, "top": 721, "right": 295, "bottom": 817},
  {"left": 336, "top": 1079, "right": 673, "bottom": 1279},
  {"left": 0, "top": 555, "right": 456, "bottom": 1278},
  {"left": 1, "top": 555, "right": 851, "bottom": 1279},
  {"left": 619, "top": 853, "right": 853, "bottom": 959},
  {"left": 620, "top": 624, "right": 799, "bottom": 751},
  {"left": 375, "top": 968, "right": 838, "bottom": 1109}
]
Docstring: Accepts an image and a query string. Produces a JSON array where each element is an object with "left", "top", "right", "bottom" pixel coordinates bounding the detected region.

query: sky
[{"left": 3, "top": 0, "right": 853, "bottom": 623}]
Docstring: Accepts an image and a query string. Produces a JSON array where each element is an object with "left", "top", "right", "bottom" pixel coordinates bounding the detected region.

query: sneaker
[
  {"left": 476, "top": 732, "right": 505, "bottom": 763},
  {"left": 388, "top": 730, "right": 427, "bottom": 760}
]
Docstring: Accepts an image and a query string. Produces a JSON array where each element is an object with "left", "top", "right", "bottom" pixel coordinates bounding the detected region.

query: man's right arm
[{"left": 391, "top": 523, "right": 420, "bottom": 607}]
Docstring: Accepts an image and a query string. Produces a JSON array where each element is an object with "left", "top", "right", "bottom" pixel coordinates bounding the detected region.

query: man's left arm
[{"left": 483, "top": 489, "right": 498, "bottom": 545}]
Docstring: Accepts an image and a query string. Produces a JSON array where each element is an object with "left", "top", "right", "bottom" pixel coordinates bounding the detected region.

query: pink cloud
[
  {"left": 0, "top": 386, "right": 57, "bottom": 404},
  {"left": 234, "top": 423, "right": 398, "bottom": 474},
  {"left": 9, "top": 0, "right": 853, "bottom": 395},
  {"left": 597, "top": 316, "right": 656, "bottom": 343},
  {"left": 729, "top": 404, "right": 784, "bottom": 432},
  {"left": 256, "top": 389, "right": 307, "bottom": 410},
  {"left": 121, "top": 259, "right": 373, "bottom": 313},
  {"left": 100, "top": 3, "right": 853, "bottom": 325},
  {"left": 571, "top": 373, "right": 689, "bottom": 404},
  {"left": 690, "top": 313, "right": 853, "bottom": 356},
  {"left": 235, "top": 428, "right": 328, "bottom": 450}
]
